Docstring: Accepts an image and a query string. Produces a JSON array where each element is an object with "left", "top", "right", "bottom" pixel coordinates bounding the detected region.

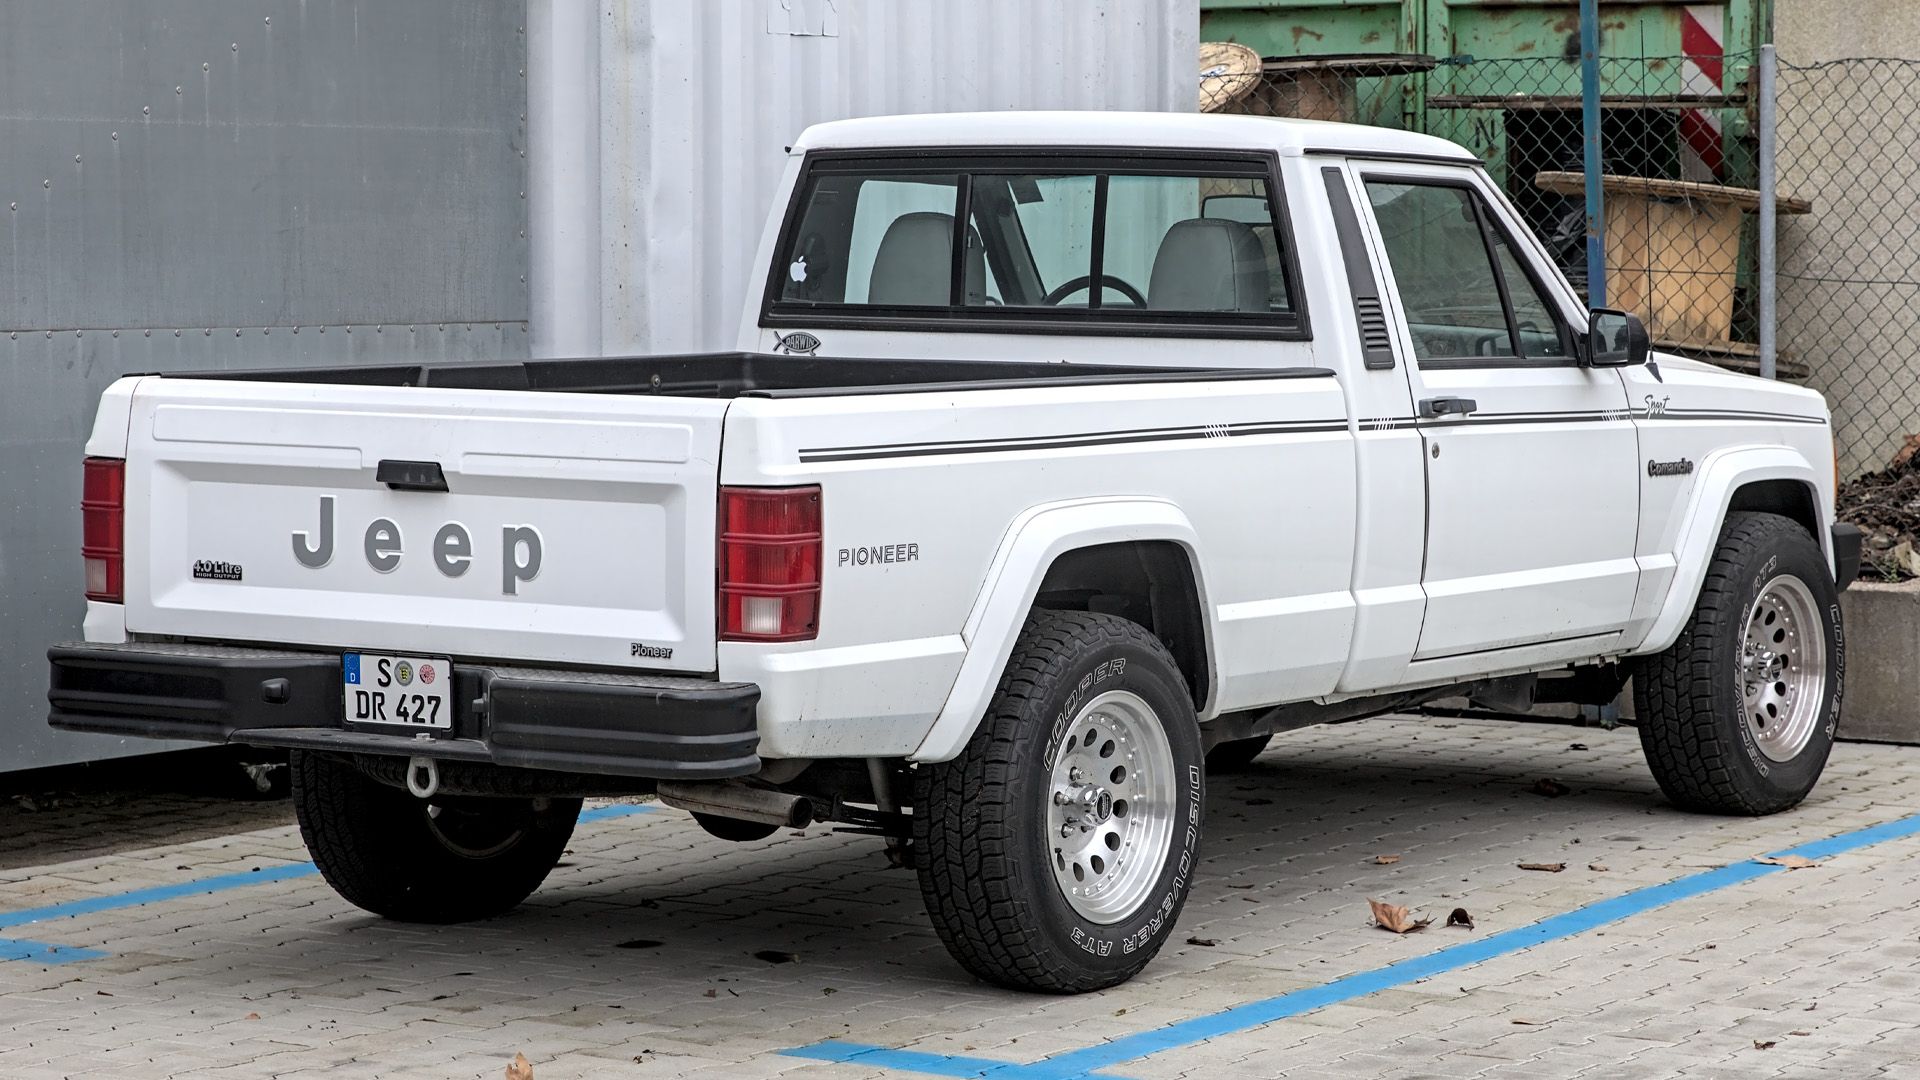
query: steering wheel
[{"left": 1042, "top": 274, "right": 1147, "bottom": 307}]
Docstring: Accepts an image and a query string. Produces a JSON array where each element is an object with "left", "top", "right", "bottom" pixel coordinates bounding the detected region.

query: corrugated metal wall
[
  {"left": 1, "top": 0, "right": 528, "bottom": 771},
  {"left": 531, "top": 0, "right": 1199, "bottom": 357},
  {"left": 3, "top": 0, "right": 1195, "bottom": 771}
]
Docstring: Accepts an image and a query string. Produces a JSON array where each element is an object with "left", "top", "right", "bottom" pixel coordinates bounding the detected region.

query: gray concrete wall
[
  {"left": 1836, "top": 579, "right": 1920, "bottom": 744},
  {"left": 0, "top": 1, "right": 529, "bottom": 771},
  {"left": 1775, "top": 3, "right": 1920, "bottom": 477}
]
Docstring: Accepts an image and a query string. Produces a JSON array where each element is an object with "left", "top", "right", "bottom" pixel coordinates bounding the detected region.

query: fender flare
[
  {"left": 1634, "top": 444, "right": 1831, "bottom": 656},
  {"left": 908, "top": 497, "right": 1216, "bottom": 763}
]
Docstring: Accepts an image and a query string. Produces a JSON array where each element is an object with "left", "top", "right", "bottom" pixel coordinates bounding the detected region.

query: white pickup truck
[{"left": 50, "top": 113, "right": 1860, "bottom": 992}]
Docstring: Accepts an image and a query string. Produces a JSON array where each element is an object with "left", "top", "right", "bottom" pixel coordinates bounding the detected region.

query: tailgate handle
[{"left": 376, "top": 459, "right": 449, "bottom": 493}]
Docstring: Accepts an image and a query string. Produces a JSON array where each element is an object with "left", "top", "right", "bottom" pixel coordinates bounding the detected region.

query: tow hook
[{"left": 406, "top": 756, "right": 440, "bottom": 800}]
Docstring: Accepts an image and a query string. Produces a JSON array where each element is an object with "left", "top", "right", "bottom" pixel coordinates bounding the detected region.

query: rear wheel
[
  {"left": 1634, "top": 512, "right": 1844, "bottom": 815},
  {"left": 291, "top": 751, "right": 580, "bottom": 922},
  {"left": 914, "top": 611, "right": 1203, "bottom": 993}
]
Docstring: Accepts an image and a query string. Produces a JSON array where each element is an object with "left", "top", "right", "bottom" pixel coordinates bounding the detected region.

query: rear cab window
[{"left": 766, "top": 152, "right": 1306, "bottom": 338}]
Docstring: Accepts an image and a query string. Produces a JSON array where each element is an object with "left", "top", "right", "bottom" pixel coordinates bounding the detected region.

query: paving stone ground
[{"left": 2, "top": 717, "right": 1918, "bottom": 1080}]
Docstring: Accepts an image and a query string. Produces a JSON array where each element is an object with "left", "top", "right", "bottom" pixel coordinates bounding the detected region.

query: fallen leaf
[
  {"left": 1114, "top": 1007, "right": 1128, "bottom": 1016},
  {"left": 244, "top": 1012, "right": 260, "bottom": 1021},
  {"left": 754, "top": 950, "right": 798, "bottom": 964},
  {"left": 1367, "top": 898, "right": 1431, "bottom": 934},
  {"left": 1790, "top": 1030, "right": 1812, "bottom": 1037},
  {"left": 1568, "top": 743, "right": 1590, "bottom": 751},
  {"left": 1510, "top": 1018, "right": 1543, "bottom": 1026},
  {"left": 1756, "top": 855, "right": 1821, "bottom": 870},
  {"left": 1446, "top": 907, "right": 1475, "bottom": 930},
  {"left": 507, "top": 1052, "right": 534, "bottom": 1080},
  {"left": 616, "top": 939, "right": 663, "bottom": 950},
  {"left": 94, "top": 990, "right": 112, "bottom": 997},
  {"left": 1518, "top": 862, "right": 1567, "bottom": 873},
  {"left": 1186, "top": 936, "right": 1219, "bottom": 947},
  {"left": 821, "top": 987, "right": 837, "bottom": 995},
  {"left": 1588, "top": 864, "right": 1609, "bottom": 872},
  {"left": 1753, "top": 1040, "right": 1777, "bottom": 1050},
  {"left": 1530, "top": 778, "right": 1570, "bottom": 798},
  {"left": 1372, "top": 854, "right": 1401, "bottom": 865},
  {"left": 1806, "top": 1003, "right": 1819, "bottom": 1011}
]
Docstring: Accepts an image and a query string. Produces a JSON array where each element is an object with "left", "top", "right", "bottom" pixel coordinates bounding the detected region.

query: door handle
[{"left": 1417, "top": 396, "right": 1478, "bottom": 419}]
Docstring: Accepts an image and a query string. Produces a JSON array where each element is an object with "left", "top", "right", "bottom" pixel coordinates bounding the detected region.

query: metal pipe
[
  {"left": 657, "top": 781, "right": 813, "bottom": 828},
  {"left": 1579, "top": 0, "right": 1607, "bottom": 307},
  {"left": 1757, "top": 43, "right": 1779, "bottom": 380}
]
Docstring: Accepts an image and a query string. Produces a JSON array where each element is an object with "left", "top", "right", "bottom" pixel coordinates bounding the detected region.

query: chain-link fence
[
  {"left": 1777, "top": 57, "right": 1920, "bottom": 480},
  {"left": 1201, "top": 49, "right": 1920, "bottom": 484}
]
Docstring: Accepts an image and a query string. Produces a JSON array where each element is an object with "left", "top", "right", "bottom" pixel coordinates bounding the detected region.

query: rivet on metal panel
[
  {"left": 43, "top": 180, "right": 50, "bottom": 187},
  {"left": 143, "top": 329, "right": 150, "bottom": 337},
  {"left": 175, "top": 86, "right": 183, "bottom": 94},
  {"left": 263, "top": 327, "right": 269, "bottom": 335},
  {"left": 112, "top": 331, "right": 118, "bottom": 338},
  {"left": 234, "top": 329, "right": 241, "bottom": 337},
  {"left": 74, "top": 155, "right": 81, "bottom": 163},
  {"left": 173, "top": 329, "right": 180, "bottom": 337},
  {"left": 44, "top": 331, "right": 50, "bottom": 339},
  {"left": 231, "top": 43, "right": 238, "bottom": 51},
  {"left": 74, "top": 331, "right": 81, "bottom": 338},
  {"left": 345, "top": 327, "right": 351, "bottom": 334},
  {"left": 319, "top": 326, "right": 325, "bottom": 334},
  {"left": 376, "top": 325, "right": 382, "bottom": 333},
  {"left": 409, "top": 326, "right": 415, "bottom": 333},
  {"left": 111, "top": 132, "right": 117, "bottom": 141},
  {"left": 202, "top": 63, "right": 209, "bottom": 71},
  {"left": 204, "top": 328, "right": 211, "bottom": 335},
  {"left": 293, "top": 327, "right": 299, "bottom": 334},
  {"left": 8, "top": 203, "right": 14, "bottom": 211},
  {"left": 264, "top": 16, "right": 270, "bottom": 24},
  {"left": 438, "top": 325, "right": 445, "bottom": 331},
  {"left": 142, "top": 106, "right": 149, "bottom": 114}
]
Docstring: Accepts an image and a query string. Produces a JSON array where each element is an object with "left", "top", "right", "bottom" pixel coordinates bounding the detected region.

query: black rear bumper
[{"left": 47, "top": 642, "right": 761, "bottom": 780}]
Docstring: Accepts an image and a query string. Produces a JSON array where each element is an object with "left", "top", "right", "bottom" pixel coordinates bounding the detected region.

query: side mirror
[{"left": 1585, "top": 308, "right": 1650, "bottom": 367}]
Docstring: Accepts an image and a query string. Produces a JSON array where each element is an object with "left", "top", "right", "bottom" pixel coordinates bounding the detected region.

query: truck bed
[{"left": 166, "top": 351, "right": 1327, "bottom": 399}]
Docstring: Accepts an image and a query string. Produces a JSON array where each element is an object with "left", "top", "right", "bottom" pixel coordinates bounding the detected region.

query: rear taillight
[
  {"left": 82, "top": 457, "right": 126, "bottom": 603},
  {"left": 719, "top": 485, "right": 821, "bottom": 642}
]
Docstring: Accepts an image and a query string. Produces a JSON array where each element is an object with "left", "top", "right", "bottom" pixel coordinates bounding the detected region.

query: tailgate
[{"left": 122, "top": 378, "right": 726, "bottom": 673}]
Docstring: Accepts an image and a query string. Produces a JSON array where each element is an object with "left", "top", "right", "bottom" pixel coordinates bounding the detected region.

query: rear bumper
[
  {"left": 47, "top": 642, "right": 761, "bottom": 780},
  {"left": 1833, "top": 522, "right": 1863, "bottom": 591}
]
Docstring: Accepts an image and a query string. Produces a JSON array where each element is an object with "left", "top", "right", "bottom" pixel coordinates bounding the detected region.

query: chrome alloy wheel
[
  {"left": 1047, "top": 690, "right": 1177, "bottom": 924},
  {"left": 1740, "top": 573, "right": 1828, "bottom": 763}
]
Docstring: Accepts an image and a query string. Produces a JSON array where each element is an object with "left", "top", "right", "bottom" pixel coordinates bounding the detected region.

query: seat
[
  {"left": 867, "top": 212, "right": 985, "bottom": 306},
  {"left": 1147, "top": 218, "right": 1270, "bottom": 312}
]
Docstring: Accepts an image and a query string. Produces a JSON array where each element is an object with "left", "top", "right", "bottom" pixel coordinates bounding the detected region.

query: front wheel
[
  {"left": 1634, "top": 512, "right": 1844, "bottom": 815},
  {"left": 291, "top": 751, "right": 580, "bottom": 922},
  {"left": 914, "top": 611, "right": 1203, "bottom": 993}
]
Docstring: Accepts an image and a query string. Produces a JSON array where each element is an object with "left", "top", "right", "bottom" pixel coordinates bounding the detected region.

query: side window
[
  {"left": 1364, "top": 178, "right": 1570, "bottom": 363},
  {"left": 1489, "top": 228, "right": 1569, "bottom": 357},
  {"left": 1365, "top": 181, "right": 1514, "bottom": 361}
]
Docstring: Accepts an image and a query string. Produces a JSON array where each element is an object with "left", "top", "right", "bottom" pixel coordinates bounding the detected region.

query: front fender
[
  {"left": 908, "top": 497, "right": 1215, "bottom": 763},
  {"left": 1633, "top": 445, "right": 1831, "bottom": 656}
]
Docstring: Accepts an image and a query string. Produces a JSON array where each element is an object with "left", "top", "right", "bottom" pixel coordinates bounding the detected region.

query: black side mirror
[{"left": 1585, "top": 308, "right": 1650, "bottom": 367}]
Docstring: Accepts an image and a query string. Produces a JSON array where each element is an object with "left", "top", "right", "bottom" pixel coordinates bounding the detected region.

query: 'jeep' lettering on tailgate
[{"left": 292, "top": 497, "right": 542, "bottom": 595}]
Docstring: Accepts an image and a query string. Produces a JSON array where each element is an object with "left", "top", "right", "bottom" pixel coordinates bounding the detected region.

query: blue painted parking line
[
  {"left": 779, "top": 809, "right": 1920, "bottom": 1080},
  {"left": 0, "top": 801, "right": 655, "bottom": 963}
]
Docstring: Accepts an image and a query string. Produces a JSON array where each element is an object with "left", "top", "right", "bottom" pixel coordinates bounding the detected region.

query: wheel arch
[
  {"left": 1635, "top": 446, "right": 1834, "bottom": 656},
  {"left": 909, "top": 498, "right": 1217, "bottom": 763}
]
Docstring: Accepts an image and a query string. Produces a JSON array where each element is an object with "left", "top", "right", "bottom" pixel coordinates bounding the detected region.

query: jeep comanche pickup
[{"left": 50, "top": 113, "right": 1861, "bottom": 992}]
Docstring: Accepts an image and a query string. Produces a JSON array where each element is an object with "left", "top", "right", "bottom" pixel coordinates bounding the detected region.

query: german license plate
[{"left": 342, "top": 652, "right": 453, "bottom": 730}]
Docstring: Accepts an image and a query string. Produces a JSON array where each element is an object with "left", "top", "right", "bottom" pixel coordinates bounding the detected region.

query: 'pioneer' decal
[{"left": 840, "top": 543, "right": 920, "bottom": 567}]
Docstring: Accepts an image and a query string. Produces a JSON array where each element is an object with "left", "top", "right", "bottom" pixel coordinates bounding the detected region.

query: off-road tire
[
  {"left": 1634, "top": 512, "right": 1844, "bottom": 815},
  {"left": 291, "top": 750, "right": 581, "bottom": 922},
  {"left": 913, "top": 611, "right": 1204, "bottom": 993},
  {"left": 1205, "top": 733, "right": 1273, "bottom": 772}
]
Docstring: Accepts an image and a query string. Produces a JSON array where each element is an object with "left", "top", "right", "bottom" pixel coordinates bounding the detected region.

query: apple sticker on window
[{"left": 789, "top": 255, "right": 808, "bottom": 284}]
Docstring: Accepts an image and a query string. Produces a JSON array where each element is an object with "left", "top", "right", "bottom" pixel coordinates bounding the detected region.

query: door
[{"left": 1359, "top": 166, "right": 1642, "bottom": 667}]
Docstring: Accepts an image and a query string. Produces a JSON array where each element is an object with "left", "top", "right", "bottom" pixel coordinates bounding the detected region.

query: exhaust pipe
[{"left": 656, "top": 781, "right": 813, "bottom": 828}]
